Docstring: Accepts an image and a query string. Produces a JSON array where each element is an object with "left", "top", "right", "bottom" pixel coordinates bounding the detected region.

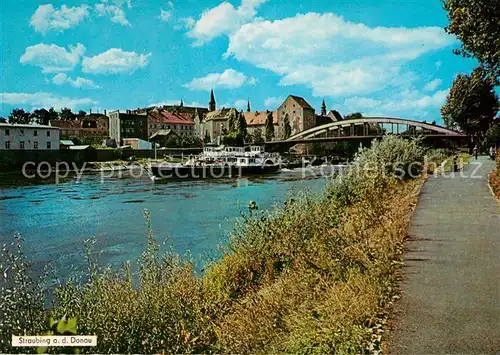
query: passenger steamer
[{"left": 150, "top": 146, "right": 282, "bottom": 180}]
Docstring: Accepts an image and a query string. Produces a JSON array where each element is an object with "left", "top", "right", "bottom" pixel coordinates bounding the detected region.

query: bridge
[{"left": 267, "top": 117, "right": 466, "bottom": 145}]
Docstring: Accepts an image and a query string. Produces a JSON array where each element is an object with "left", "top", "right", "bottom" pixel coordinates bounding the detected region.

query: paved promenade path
[{"left": 390, "top": 156, "right": 500, "bottom": 354}]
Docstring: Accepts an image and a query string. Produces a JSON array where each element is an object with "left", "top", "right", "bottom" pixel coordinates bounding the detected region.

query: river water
[{"left": 0, "top": 167, "right": 333, "bottom": 278}]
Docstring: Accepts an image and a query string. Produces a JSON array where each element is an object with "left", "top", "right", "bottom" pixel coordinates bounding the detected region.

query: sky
[{"left": 0, "top": 0, "right": 479, "bottom": 123}]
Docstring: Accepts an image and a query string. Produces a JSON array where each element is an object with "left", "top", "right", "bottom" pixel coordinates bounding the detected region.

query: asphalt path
[{"left": 390, "top": 156, "right": 500, "bottom": 354}]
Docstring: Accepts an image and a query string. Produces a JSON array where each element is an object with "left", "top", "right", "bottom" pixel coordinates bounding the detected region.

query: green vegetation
[
  {"left": 250, "top": 128, "right": 265, "bottom": 145},
  {"left": 265, "top": 111, "right": 275, "bottom": 141},
  {"left": 283, "top": 113, "right": 292, "bottom": 139},
  {"left": 222, "top": 110, "right": 247, "bottom": 146},
  {"left": 6, "top": 107, "right": 87, "bottom": 125},
  {"left": 442, "top": 0, "right": 500, "bottom": 79},
  {"left": 441, "top": 67, "right": 499, "bottom": 141},
  {"left": 489, "top": 150, "right": 500, "bottom": 198},
  {"left": 1, "top": 136, "right": 435, "bottom": 354},
  {"left": 441, "top": 0, "right": 499, "bottom": 150}
]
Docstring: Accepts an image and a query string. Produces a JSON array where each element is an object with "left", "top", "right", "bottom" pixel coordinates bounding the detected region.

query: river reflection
[{"left": 0, "top": 167, "right": 334, "bottom": 279}]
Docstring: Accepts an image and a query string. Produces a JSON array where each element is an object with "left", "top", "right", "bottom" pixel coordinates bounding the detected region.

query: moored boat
[{"left": 150, "top": 146, "right": 282, "bottom": 180}]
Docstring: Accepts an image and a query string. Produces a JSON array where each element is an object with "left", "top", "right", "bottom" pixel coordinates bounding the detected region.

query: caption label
[{"left": 12, "top": 335, "right": 97, "bottom": 347}]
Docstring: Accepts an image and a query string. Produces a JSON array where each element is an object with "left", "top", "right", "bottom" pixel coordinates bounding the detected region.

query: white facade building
[{"left": 0, "top": 123, "right": 60, "bottom": 150}]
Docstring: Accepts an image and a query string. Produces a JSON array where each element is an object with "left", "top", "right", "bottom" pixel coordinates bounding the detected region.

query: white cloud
[
  {"left": 175, "top": 17, "right": 195, "bottom": 30},
  {"left": 234, "top": 99, "right": 248, "bottom": 110},
  {"left": 82, "top": 48, "right": 151, "bottom": 74},
  {"left": 264, "top": 96, "right": 284, "bottom": 108},
  {"left": 184, "top": 69, "right": 256, "bottom": 91},
  {"left": 0, "top": 92, "right": 97, "bottom": 110},
  {"left": 52, "top": 73, "right": 101, "bottom": 89},
  {"left": 423, "top": 78, "right": 442, "bottom": 92},
  {"left": 224, "top": 12, "right": 455, "bottom": 98},
  {"left": 435, "top": 61, "right": 443, "bottom": 70},
  {"left": 30, "top": 4, "right": 90, "bottom": 34},
  {"left": 159, "top": 9, "right": 172, "bottom": 22},
  {"left": 340, "top": 89, "right": 449, "bottom": 119},
  {"left": 20, "top": 43, "right": 86, "bottom": 73},
  {"left": 95, "top": 3, "right": 130, "bottom": 26},
  {"left": 168, "top": 1, "right": 174, "bottom": 8},
  {"left": 187, "top": 0, "right": 267, "bottom": 46}
]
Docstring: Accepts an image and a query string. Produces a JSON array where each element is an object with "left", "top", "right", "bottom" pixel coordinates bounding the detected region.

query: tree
[
  {"left": 486, "top": 120, "right": 500, "bottom": 148},
  {"left": 8, "top": 108, "right": 32, "bottom": 124},
  {"left": 236, "top": 110, "right": 247, "bottom": 140},
  {"left": 222, "top": 132, "right": 244, "bottom": 146},
  {"left": 180, "top": 136, "right": 203, "bottom": 148},
  {"left": 251, "top": 128, "right": 265, "bottom": 144},
  {"left": 442, "top": 0, "right": 500, "bottom": 78},
  {"left": 283, "top": 113, "right": 292, "bottom": 139},
  {"left": 76, "top": 110, "right": 87, "bottom": 119},
  {"left": 204, "top": 131, "right": 211, "bottom": 144},
  {"left": 0, "top": 117, "right": 6, "bottom": 123},
  {"left": 441, "top": 67, "right": 499, "bottom": 141},
  {"left": 48, "top": 107, "right": 59, "bottom": 121},
  {"left": 31, "top": 108, "right": 51, "bottom": 125},
  {"left": 344, "top": 112, "right": 363, "bottom": 120},
  {"left": 265, "top": 111, "right": 275, "bottom": 141},
  {"left": 227, "top": 109, "right": 238, "bottom": 133},
  {"left": 59, "top": 107, "right": 75, "bottom": 121}
]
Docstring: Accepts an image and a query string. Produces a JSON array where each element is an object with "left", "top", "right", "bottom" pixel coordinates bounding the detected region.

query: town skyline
[{"left": 1, "top": 0, "right": 479, "bottom": 122}]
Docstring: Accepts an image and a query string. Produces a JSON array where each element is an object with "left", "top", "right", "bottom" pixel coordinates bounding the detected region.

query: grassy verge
[
  {"left": 488, "top": 153, "right": 500, "bottom": 199},
  {"left": 1, "top": 136, "right": 433, "bottom": 354}
]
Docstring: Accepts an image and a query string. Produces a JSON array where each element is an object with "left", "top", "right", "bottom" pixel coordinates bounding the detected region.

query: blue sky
[{"left": 0, "top": 0, "right": 478, "bottom": 122}]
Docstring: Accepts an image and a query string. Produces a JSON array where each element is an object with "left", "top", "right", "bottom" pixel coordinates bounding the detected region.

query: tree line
[
  {"left": 441, "top": 0, "right": 500, "bottom": 149},
  {"left": 0, "top": 107, "right": 90, "bottom": 126}
]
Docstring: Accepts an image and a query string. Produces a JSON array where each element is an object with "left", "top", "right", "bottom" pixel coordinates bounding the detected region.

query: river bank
[{"left": 0, "top": 136, "right": 444, "bottom": 354}]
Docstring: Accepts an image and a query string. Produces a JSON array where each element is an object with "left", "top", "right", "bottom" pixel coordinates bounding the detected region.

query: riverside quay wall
[{"left": 0, "top": 148, "right": 204, "bottom": 171}]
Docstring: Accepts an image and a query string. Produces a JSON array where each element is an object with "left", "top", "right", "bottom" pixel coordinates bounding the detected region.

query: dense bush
[
  {"left": 0, "top": 237, "right": 46, "bottom": 353},
  {"left": 489, "top": 150, "right": 500, "bottom": 198},
  {"left": 1, "top": 136, "right": 430, "bottom": 354}
]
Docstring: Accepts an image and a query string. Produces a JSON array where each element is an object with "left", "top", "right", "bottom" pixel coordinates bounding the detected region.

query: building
[
  {"left": 60, "top": 140, "right": 75, "bottom": 149},
  {"left": 49, "top": 120, "right": 82, "bottom": 137},
  {"left": 122, "top": 138, "right": 152, "bottom": 150},
  {"left": 0, "top": 123, "right": 60, "bottom": 150},
  {"left": 108, "top": 110, "right": 148, "bottom": 144},
  {"left": 49, "top": 113, "right": 109, "bottom": 139},
  {"left": 243, "top": 110, "right": 279, "bottom": 137},
  {"left": 197, "top": 108, "right": 240, "bottom": 144},
  {"left": 147, "top": 108, "right": 196, "bottom": 138},
  {"left": 149, "top": 129, "right": 180, "bottom": 148},
  {"left": 277, "top": 95, "right": 316, "bottom": 139}
]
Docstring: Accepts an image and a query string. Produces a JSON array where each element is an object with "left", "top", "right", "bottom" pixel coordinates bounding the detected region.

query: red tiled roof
[
  {"left": 147, "top": 110, "right": 195, "bottom": 125},
  {"left": 243, "top": 111, "right": 278, "bottom": 126},
  {"left": 50, "top": 120, "right": 83, "bottom": 129}
]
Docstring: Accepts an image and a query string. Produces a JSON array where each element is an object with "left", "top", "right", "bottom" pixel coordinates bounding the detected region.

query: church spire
[
  {"left": 209, "top": 89, "right": 216, "bottom": 112},
  {"left": 321, "top": 99, "right": 327, "bottom": 116},
  {"left": 247, "top": 98, "right": 251, "bottom": 112},
  {"left": 180, "top": 99, "right": 184, "bottom": 107}
]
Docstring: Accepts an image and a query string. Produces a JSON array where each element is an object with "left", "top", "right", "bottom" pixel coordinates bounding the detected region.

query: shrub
[
  {"left": 489, "top": 152, "right": 500, "bottom": 198},
  {"left": 0, "top": 236, "right": 46, "bottom": 354}
]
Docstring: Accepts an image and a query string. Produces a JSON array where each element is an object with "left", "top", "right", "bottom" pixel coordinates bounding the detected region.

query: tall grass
[
  {"left": 489, "top": 151, "right": 500, "bottom": 198},
  {"left": 1, "top": 136, "right": 429, "bottom": 354}
]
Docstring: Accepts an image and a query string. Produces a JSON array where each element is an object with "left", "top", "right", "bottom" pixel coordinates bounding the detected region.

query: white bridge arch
[{"left": 285, "top": 117, "right": 465, "bottom": 142}]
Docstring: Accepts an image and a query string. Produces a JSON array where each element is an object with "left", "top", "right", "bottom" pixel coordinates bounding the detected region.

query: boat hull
[{"left": 151, "top": 164, "right": 280, "bottom": 179}]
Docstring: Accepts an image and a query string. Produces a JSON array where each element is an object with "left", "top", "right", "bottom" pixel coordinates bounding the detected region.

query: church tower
[
  {"left": 321, "top": 99, "right": 327, "bottom": 116},
  {"left": 209, "top": 89, "right": 216, "bottom": 112},
  {"left": 247, "top": 99, "right": 251, "bottom": 112}
]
